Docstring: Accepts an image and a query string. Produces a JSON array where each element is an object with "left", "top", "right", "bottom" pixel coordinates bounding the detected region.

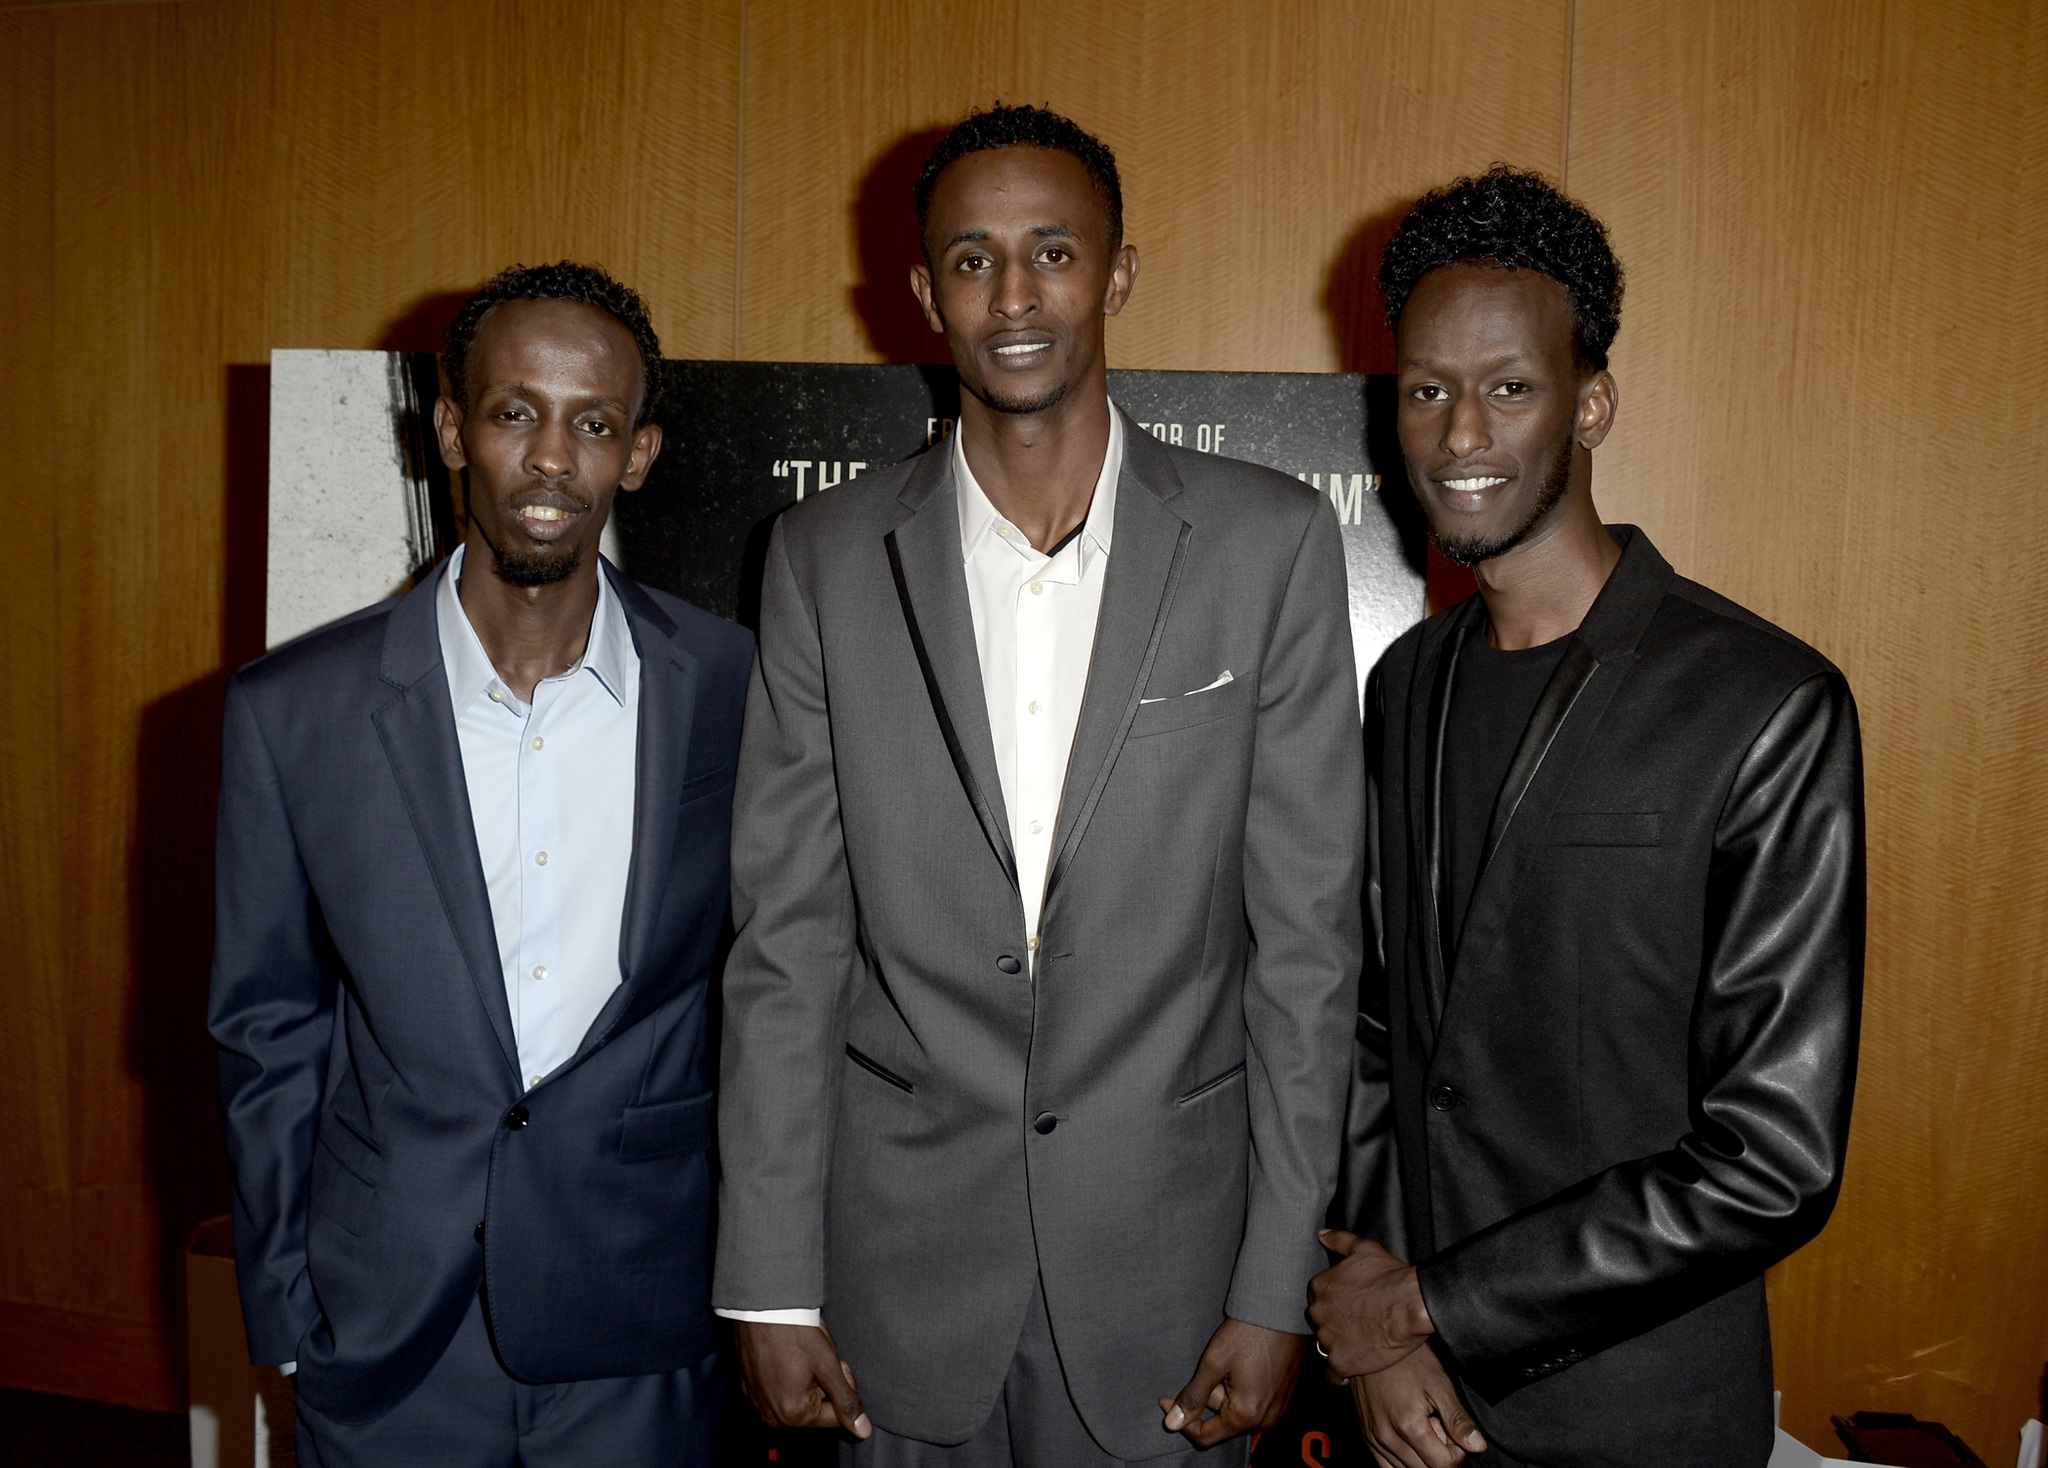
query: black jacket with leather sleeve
[{"left": 1335, "top": 526, "right": 1863, "bottom": 1468}]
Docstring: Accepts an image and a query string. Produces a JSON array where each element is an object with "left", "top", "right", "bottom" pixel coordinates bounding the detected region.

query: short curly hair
[
  {"left": 442, "top": 261, "right": 664, "bottom": 425},
  {"left": 1379, "top": 165, "right": 1624, "bottom": 369},
  {"left": 914, "top": 104, "right": 1123, "bottom": 258}
]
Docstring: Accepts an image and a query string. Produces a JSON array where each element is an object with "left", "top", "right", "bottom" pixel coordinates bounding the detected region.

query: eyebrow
[
  {"left": 483, "top": 381, "right": 631, "bottom": 413},
  {"left": 944, "top": 223, "right": 1080, "bottom": 248},
  {"left": 1401, "top": 352, "right": 1537, "bottom": 371}
]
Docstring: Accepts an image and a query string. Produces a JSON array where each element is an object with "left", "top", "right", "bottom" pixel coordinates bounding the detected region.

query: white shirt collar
[
  {"left": 955, "top": 401, "right": 1122, "bottom": 568},
  {"left": 436, "top": 542, "right": 637, "bottom": 714}
]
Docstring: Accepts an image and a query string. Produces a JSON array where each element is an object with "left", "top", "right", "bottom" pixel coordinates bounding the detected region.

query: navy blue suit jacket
[{"left": 209, "top": 559, "right": 753, "bottom": 1425}]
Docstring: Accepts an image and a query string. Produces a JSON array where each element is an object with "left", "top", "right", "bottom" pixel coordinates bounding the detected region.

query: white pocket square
[{"left": 1140, "top": 670, "right": 1232, "bottom": 704}]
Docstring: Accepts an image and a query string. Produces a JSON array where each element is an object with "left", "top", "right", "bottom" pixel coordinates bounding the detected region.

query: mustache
[{"left": 508, "top": 485, "right": 589, "bottom": 516}]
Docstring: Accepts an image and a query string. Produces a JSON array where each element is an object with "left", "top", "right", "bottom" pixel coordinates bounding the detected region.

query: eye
[
  {"left": 957, "top": 251, "right": 992, "bottom": 272},
  {"left": 580, "top": 419, "right": 615, "bottom": 437},
  {"left": 1409, "top": 384, "right": 1448, "bottom": 403},
  {"left": 1039, "top": 246, "right": 1070, "bottom": 264},
  {"left": 1491, "top": 380, "right": 1533, "bottom": 398}
]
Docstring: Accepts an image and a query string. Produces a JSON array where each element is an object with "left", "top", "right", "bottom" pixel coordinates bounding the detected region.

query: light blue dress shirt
[{"left": 437, "top": 544, "right": 642, "bottom": 1092}]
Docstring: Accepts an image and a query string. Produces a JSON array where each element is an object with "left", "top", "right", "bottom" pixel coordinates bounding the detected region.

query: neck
[
  {"left": 455, "top": 528, "right": 603, "bottom": 702},
  {"left": 957, "top": 367, "right": 1112, "bottom": 553},
  {"left": 1471, "top": 473, "right": 1620, "bottom": 649}
]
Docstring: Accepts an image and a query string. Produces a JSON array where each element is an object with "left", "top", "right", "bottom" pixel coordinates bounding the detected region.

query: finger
[
  {"left": 1319, "top": 1229, "right": 1364, "bottom": 1255},
  {"left": 1434, "top": 1392, "right": 1487, "bottom": 1454},
  {"left": 1205, "top": 1381, "right": 1228, "bottom": 1414},
  {"left": 1370, "top": 1419, "right": 1434, "bottom": 1468},
  {"left": 1163, "top": 1357, "right": 1224, "bottom": 1434},
  {"left": 1181, "top": 1390, "right": 1254, "bottom": 1449},
  {"left": 813, "top": 1348, "right": 870, "bottom": 1438}
]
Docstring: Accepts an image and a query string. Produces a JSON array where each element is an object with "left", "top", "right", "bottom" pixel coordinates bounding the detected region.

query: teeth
[
  {"left": 524, "top": 506, "right": 568, "bottom": 521},
  {"left": 993, "top": 342, "right": 1047, "bottom": 356},
  {"left": 1443, "top": 476, "right": 1508, "bottom": 492}
]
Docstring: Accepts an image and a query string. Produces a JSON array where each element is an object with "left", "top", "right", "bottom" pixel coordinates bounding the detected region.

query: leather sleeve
[
  {"left": 1330, "top": 662, "right": 1408, "bottom": 1259},
  {"left": 713, "top": 519, "right": 857, "bottom": 1311},
  {"left": 1419, "top": 671, "right": 1864, "bottom": 1393},
  {"left": 1224, "top": 495, "right": 1367, "bottom": 1331},
  {"left": 208, "top": 673, "right": 334, "bottom": 1367}
]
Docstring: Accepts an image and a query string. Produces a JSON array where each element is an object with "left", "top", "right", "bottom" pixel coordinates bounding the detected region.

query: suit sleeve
[
  {"left": 207, "top": 672, "right": 334, "bottom": 1367},
  {"left": 1419, "top": 671, "right": 1864, "bottom": 1393},
  {"left": 1224, "top": 496, "right": 1367, "bottom": 1332},
  {"left": 714, "top": 519, "right": 859, "bottom": 1310},
  {"left": 1330, "top": 661, "right": 1407, "bottom": 1258}
]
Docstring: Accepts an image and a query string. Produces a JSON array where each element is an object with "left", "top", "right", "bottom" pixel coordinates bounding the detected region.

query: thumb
[
  {"left": 1437, "top": 1394, "right": 1486, "bottom": 1453},
  {"left": 1318, "top": 1229, "right": 1363, "bottom": 1256},
  {"left": 1164, "top": 1356, "right": 1225, "bottom": 1432},
  {"left": 820, "top": 1354, "right": 870, "bottom": 1439}
]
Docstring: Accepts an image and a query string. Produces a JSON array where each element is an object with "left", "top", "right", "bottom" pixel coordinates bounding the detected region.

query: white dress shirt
[
  {"left": 719, "top": 406, "right": 1123, "bottom": 1331},
  {"left": 438, "top": 543, "right": 642, "bottom": 1091}
]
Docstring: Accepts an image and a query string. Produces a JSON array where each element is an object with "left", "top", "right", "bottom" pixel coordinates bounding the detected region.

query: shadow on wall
[
  {"left": 1325, "top": 203, "right": 1478, "bottom": 614},
  {"left": 126, "top": 364, "right": 272, "bottom": 1401},
  {"left": 851, "top": 127, "right": 954, "bottom": 365}
]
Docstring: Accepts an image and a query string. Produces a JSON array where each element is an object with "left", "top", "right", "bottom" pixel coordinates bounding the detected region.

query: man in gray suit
[{"left": 715, "top": 105, "right": 1364, "bottom": 1466}]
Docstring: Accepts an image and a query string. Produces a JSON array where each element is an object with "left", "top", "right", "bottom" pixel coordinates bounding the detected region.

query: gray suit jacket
[{"left": 715, "top": 411, "right": 1363, "bottom": 1456}]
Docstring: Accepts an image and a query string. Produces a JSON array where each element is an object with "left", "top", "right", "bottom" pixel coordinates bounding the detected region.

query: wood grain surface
[{"left": 0, "top": 0, "right": 2040, "bottom": 1452}]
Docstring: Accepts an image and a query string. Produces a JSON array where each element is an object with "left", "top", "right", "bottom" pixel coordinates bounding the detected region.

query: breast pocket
[
  {"left": 1128, "top": 677, "right": 1255, "bottom": 739},
  {"left": 1546, "top": 811, "right": 1663, "bottom": 846},
  {"left": 618, "top": 1092, "right": 714, "bottom": 1163}
]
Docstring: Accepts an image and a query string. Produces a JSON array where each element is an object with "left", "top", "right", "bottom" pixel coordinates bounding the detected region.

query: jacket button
[
  {"left": 505, "top": 1105, "right": 530, "bottom": 1130},
  {"left": 996, "top": 954, "right": 1023, "bottom": 975},
  {"left": 474, "top": 1221, "right": 486, "bottom": 1243},
  {"left": 1033, "top": 1112, "right": 1058, "bottom": 1135},
  {"left": 1429, "top": 1085, "right": 1459, "bottom": 1111}
]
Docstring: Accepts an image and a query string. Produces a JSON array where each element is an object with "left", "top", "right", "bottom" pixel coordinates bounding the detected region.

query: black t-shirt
[{"left": 1441, "top": 627, "right": 1571, "bottom": 953}]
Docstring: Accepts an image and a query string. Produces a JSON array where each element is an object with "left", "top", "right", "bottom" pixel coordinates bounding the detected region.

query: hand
[
  {"left": 1308, "top": 1230, "right": 1434, "bottom": 1379},
  {"left": 1350, "top": 1344, "right": 1486, "bottom": 1468},
  {"left": 1157, "top": 1318, "right": 1306, "bottom": 1447},
  {"left": 735, "top": 1322, "right": 872, "bottom": 1439}
]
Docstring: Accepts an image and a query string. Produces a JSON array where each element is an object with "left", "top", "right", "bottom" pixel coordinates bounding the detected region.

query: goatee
[{"left": 1430, "top": 435, "right": 1576, "bottom": 567}]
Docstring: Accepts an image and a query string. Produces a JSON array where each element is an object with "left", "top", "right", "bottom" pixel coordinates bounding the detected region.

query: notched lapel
[
  {"left": 579, "top": 579, "right": 700, "bottom": 1058},
  {"left": 371, "top": 585, "right": 520, "bottom": 1081},
  {"left": 1413, "top": 611, "right": 1474, "bottom": 1032},
  {"left": 885, "top": 452, "right": 1018, "bottom": 889},
  {"left": 1046, "top": 433, "right": 1190, "bottom": 899}
]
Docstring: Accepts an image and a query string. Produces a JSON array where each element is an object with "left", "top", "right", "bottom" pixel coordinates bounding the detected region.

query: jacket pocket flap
[
  {"left": 1547, "top": 811, "right": 1663, "bottom": 846},
  {"left": 1129, "top": 676, "right": 1254, "bottom": 738},
  {"left": 618, "top": 1092, "right": 714, "bottom": 1163}
]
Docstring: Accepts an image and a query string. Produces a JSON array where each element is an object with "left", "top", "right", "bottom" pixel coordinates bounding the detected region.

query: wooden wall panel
[
  {"left": 1568, "top": 0, "right": 2048, "bottom": 1454},
  {"left": 3, "top": 0, "right": 2042, "bottom": 1446},
  {"left": 8, "top": 0, "right": 741, "bottom": 1409},
  {"left": 736, "top": 0, "right": 1570, "bottom": 371},
  {"left": 0, "top": 7, "right": 67, "bottom": 1317}
]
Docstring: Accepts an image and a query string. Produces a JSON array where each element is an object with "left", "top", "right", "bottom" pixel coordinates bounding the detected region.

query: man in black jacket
[{"left": 1308, "top": 167, "right": 1863, "bottom": 1468}]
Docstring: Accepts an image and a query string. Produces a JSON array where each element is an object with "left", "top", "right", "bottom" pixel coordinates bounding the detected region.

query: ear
[
  {"left": 619, "top": 422, "right": 664, "bottom": 493},
  {"left": 1575, "top": 368, "right": 1617, "bottom": 451},
  {"left": 908, "top": 261, "right": 947, "bottom": 335},
  {"left": 1102, "top": 243, "right": 1140, "bottom": 318},
  {"left": 433, "top": 395, "right": 469, "bottom": 471}
]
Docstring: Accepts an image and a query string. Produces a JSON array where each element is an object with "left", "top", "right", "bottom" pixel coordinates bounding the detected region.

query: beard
[
  {"left": 1430, "top": 435, "right": 1576, "bottom": 567},
  {"left": 490, "top": 541, "right": 583, "bottom": 587},
  {"left": 973, "top": 374, "right": 1071, "bottom": 416}
]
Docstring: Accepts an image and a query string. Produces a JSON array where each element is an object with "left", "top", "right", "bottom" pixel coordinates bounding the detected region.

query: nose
[
  {"left": 990, "top": 255, "right": 1039, "bottom": 321},
  {"left": 1442, "top": 392, "right": 1491, "bottom": 461},
  {"left": 526, "top": 415, "right": 574, "bottom": 481}
]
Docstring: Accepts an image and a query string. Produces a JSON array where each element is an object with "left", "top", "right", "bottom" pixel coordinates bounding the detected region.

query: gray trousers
[
  {"left": 842, "top": 1279, "right": 1250, "bottom": 1468},
  {"left": 294, "top": 1291, "right": 720, "bottom": 1467}
]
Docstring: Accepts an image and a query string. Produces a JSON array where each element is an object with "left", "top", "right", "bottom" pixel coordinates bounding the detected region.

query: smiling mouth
[
  {"left": 522, "top": 505, "right": 572, "bottom": 522},
  {"left": 991, "top": 341, "right": 1051, "bottom": 359},
  {"left": 1440, "top": 476, "right": 1509, "bottom": 492}
]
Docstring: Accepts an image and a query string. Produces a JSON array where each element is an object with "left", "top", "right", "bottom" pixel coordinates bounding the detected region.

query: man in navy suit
[{"left": 209, "top": 262, "right": 752, "bottom": 1466}]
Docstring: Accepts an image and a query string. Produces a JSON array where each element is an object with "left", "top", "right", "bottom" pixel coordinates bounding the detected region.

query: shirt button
[
  {"left": 534, "top": 851, "right": 548, "bottom": 866},
  {"left": 997, "top": 524, "right": 1014, "bottom": 539},
  {"left": 489, "top": 689, "right": 506, "bottom": 703},
  {"left": 1029, "top": 820, "right": 1043, "bottom": 835},
  {"left": 528, "top": 1076, "right": 542, "bottom": 1089},
  {"left": 530, "top": 736, "right": 544, "bottom": 751},
  {"left": 1027, "top": 936, "right": 1040, "bottom": 952},
  {"left": 1027, "top": 700, "right": 1040, "bottom": 714},
  {"left": 1030, "top": 582, "right": 1044, "bottom": 595},
  {"left": 532, "top": 965, "right": 547, "bottom": 980}
]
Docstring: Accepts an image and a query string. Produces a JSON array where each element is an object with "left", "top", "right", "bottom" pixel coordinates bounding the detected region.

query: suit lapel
[
  {"left": 370, "top": 568, "right": 521, "bottom": 1081},
  {"left": 1045, "top": 417, "right": 1191, "bottom": 901},
  {"left": 1413, "top": 604, "right": 1479, "bottom": 1033},
  {"left": 884, "top": 447, "right": 1019, "bottom": 889},
  {"left": 1435, "top": 526, "right": 1675, "bottom": 1036},
  {"left": 576, "top": 567, "right": 698, "bottom": 1058}
]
